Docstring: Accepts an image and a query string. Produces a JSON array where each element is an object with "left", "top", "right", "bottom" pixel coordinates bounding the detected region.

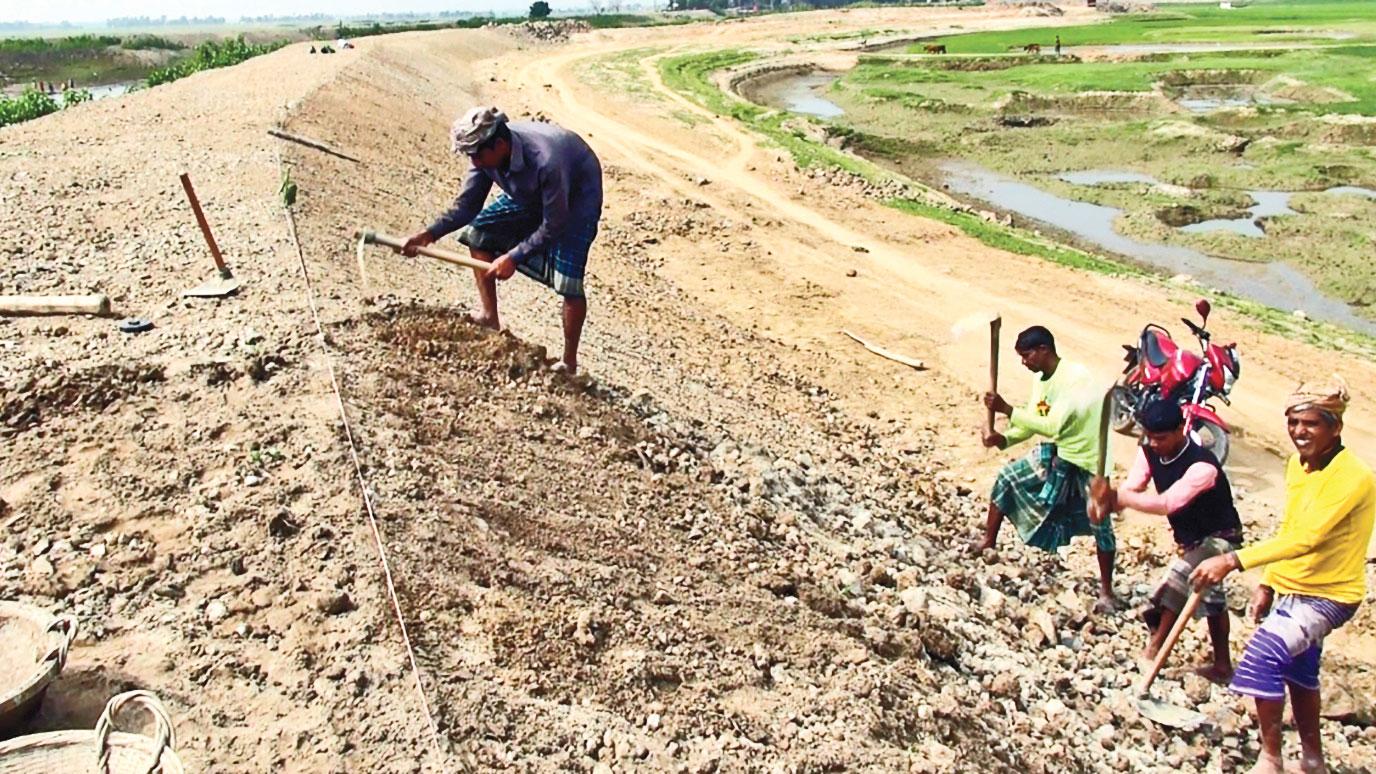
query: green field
[
  {"left": 816, "top": 0, "right": 1376, "bottom": 323},
  {"left": 653, "top": 1, "right": 1376, "bottom": 348},
  {"left": 908, "top": 0, "right": 1376, "bottom": 53}
]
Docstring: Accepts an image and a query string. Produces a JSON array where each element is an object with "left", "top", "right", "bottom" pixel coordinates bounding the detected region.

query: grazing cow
[
  {"left": 924, "top": 44, "right": 947, "bottom": 54},
  {"left": 1024, "top": 43, "right": 1042, "bottom": 54}
]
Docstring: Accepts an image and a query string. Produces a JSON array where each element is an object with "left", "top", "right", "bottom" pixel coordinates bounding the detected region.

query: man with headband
[
  {"left": 1192, "top": 375, "right": 1374, "bottom": 774},
  {"left": 401, "top": 106, "right": 603, "bottom": 374},
  {"left": 1090, "top": 398, "right": 1243, "bottom": 683},
  {"left": 979, "top": 325, "right": 1118, "bottom": 614}
]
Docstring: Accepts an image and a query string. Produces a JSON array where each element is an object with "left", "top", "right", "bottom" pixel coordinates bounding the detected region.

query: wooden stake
[{"left": 0, "top": 294, "right": 111, "bottom": 316}]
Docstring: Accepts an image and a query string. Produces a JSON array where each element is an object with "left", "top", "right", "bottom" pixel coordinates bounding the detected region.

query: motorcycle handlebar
[{"left": 1182, "top": 317, "right": 1210, "bottom": 341}]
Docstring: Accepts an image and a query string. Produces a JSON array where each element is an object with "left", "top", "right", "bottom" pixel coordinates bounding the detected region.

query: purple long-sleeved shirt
[{"left": 426, "top": 121, "right": 603, "bottom": 265}]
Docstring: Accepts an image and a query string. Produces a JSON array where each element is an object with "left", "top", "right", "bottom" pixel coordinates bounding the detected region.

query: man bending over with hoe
[
  {"left": 1091, "top": 399, "right": 1243, "bottom": 683},
  {"left": 401, "top": 106, "right": 603, "bottom": 374},
  {"left": 1192, "top": 375, "right": 1374, "bottom": 774},
  {"left": 977, "top": 326, "right": 1118, "bottom": 614}
]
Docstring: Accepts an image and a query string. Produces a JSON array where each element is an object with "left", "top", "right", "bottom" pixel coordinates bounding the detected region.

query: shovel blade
[
  {"left": 1136, "top": 696, "right": 1206, "bottom": 729},
  {"left": 183, "top": 276, "right": 240, "bottom": 298}
]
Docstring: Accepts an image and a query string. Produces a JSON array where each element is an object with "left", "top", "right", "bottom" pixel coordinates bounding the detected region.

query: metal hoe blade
[
  {"left": 1136, "top": 694, "right": 1206, "bottom": 729},
  {"left": 183, "top": 274, "right": 240, "bottom": 298}
]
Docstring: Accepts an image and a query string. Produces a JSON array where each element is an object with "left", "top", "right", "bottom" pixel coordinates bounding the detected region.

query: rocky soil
[{"left": 1, "top": 8, "right": 1373, "bottom": 773}]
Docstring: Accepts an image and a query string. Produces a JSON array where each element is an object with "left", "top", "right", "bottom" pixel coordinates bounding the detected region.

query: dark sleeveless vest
[{"left": 1145, "top": 440, "right": 1242, "bottom": 547}]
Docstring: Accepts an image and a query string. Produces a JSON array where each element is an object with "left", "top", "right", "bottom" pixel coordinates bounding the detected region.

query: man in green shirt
[{"left": 976, "top": 326, "right": 1117, "bottom": 613}]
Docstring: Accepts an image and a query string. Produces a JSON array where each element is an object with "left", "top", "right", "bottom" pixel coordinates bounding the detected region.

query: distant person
[
  {"left": 1191, "top": 375, "right": 1374, "bottom": 774},
  {"left": 309, "top": 45, "right": 317, "bottom": 54},
  {"left": 1055, "top": 34, "right": 1062, "bottom": 56},
  {"left": 976, "top": 326, "right": 1117, "bottom": 613},
  {"left": 1091, "top": 399, "right": 1242, "bottom": 682},
  {"left": 400, "top": 106, "right": 604, "bottom": 374}
]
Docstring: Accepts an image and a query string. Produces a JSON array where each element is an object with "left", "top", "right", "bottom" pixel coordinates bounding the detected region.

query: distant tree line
[
  {"left": 0, "top": 21, "right": 80, "bottom": 31},
  {"left": 106, "top": 16, "right": 228, "bottom": 27},
  {"left": 241, "top": 10, "right": 483, "bottom": 24}
]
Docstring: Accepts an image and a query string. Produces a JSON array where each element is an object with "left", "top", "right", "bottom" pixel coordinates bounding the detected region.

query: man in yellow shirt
[{"left": 1193, "top": 375, "right": 1374, "bottom": 774}]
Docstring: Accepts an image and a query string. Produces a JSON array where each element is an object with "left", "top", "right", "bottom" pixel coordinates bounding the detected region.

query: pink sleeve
[
  {"left": 1123, "top": 448, "right": 1151, "bottom": 491},
  {"left": 1116, "top": 461, "right": 1218, "bottom": 516}
]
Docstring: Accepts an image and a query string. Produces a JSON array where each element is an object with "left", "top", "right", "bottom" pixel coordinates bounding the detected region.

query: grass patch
[
  {"left": 910, "top": 0, "right": 1376, "bottom": 54},
  {"left": 120, "top": 35, "right": 185, "bottom": 51},
  {"left": 580, "top": 47, "right": 664, "bottom": 103},
  {"left": 853, "top": 46, "right": 1376, "bottom": 113},
  {"left": 146, "top": 36, "right": 286, "bottom": 87},
  {"left": 0, "top": 87, "right": 92, "bottom": 128}
]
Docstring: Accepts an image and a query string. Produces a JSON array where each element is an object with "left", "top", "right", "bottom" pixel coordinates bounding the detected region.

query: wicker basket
[
  {"left": 0, "top": 691, "right": 183, "bottom": 773},
  {"left": 0, "top": 603, "right": 77, "bottom": 735}
]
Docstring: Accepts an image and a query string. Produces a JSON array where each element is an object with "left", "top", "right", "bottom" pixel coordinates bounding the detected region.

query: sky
[{"left": 3, "top": 1, "right": 563, "bottom": 25}]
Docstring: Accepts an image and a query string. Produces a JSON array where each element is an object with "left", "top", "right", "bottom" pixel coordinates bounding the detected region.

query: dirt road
[{"left": 2, "top": 7, "right": 1373, "bottom": 771}]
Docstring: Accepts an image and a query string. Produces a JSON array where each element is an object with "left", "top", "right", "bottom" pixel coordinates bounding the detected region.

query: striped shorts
[
  {"left": 1149, "top": 535, "right": 1239, "bottom": 621},
  {"left": 456, "top": 194, "right": 598, "bottom": 299},
  {"left": 1230, "top": 594, "right": 1358, "bottom": 701}
]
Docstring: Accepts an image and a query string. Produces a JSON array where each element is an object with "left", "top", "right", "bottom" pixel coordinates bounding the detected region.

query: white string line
[{"left": 277, "top": 160, "right": 453, "bottom": 769}]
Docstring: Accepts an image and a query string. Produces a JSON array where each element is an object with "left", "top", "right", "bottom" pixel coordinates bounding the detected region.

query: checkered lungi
[
  {"left": 456, "top": 193, "right": 598, "bottom": 299},
  {"left": 1230, "top": 594, "right": 1358, "bottom": 701},
  {"left": 1139, "top": 533, "right": 1240, "bottom": 631},
  {"left": 991, "top": 443, "right": 1116, "bottom": 553}
]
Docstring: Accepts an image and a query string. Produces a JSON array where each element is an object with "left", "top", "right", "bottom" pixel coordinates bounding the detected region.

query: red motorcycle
[{"left": 1109, "top": 299, "right": 1241, "bottom": 463}]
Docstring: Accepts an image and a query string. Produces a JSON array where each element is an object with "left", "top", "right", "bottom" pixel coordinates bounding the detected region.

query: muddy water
[
  {"left": 1182, "top": 190, "right": 1294, "bottom": 237},
  {"left": 750, "top": 72, "right": 845, "bottom": 119},
  {"left": 941, "top": 161, "right": 1376, "bottom": 334},
  {"left": 85, "top": 81, "right": 141, "bottom": 101}
]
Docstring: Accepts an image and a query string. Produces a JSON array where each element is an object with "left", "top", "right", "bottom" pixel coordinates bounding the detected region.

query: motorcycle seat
[{"left": 1139, "top": 331, "right": 1171, "bottom": 369}]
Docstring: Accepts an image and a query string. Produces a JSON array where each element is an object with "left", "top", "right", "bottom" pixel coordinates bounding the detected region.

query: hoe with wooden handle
[
  {"left": 180, "top": 173, "right": 240, "bottom": 298},
  {"left": 355, "top": 230, "right": 494, "bottom": 274},
  {"left": 1134, "top": 587, "right": 1209, "bottom": 729}
]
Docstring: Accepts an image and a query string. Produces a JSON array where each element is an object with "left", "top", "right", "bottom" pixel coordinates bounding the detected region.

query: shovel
[
  {"left": 180, "top": 173, "right": 240, "bottom": 298},
  {"left": 1134, "top": 587, "right": 1209, "bottom": 728}
]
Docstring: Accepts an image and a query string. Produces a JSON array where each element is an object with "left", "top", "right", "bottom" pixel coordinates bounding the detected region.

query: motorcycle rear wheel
[
  {"left": 1109, "top": 385, "right": 1138, "bottom": 435},
  {"left": 1191, "top": 418, "right": 1230, "bottom": 465}
]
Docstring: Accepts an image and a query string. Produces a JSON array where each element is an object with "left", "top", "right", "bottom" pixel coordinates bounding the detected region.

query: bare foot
[
  {"left": 1293, "top": 754, "right": 1328, "bottom": 774},
  {"left": 1093, "top": 594, "right": 1119, "bottom": 615},
  {"left": 1247, "top": 753, "right": 1283, "bottom": 774},
  {"left": 465, "top": 311, "right": 499, "bottom": 330},
  {"left": 552, "top": 360, "right": 576, "bottom": 376},
  {"left": 968, "top": 538, "right": 994, "bottom": 556},
  {"left": 1194, "top": 663, "right": 1234, "bottom": 685}
]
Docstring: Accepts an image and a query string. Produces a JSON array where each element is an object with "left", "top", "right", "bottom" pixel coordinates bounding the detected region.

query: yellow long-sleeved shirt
[{"left": 1235, "top": 448, "right": 1376, "bottom": 604}]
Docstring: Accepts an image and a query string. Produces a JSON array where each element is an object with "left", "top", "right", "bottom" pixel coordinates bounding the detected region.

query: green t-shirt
[{"left": 1003, "top": 359, "right": 1104, "bottom": 473}]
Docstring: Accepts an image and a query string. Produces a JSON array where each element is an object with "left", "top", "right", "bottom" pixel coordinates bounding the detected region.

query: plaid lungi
[
  {"left": 456, "top": 193, "right": 598, "bottom": 299},
  {"left": 1144, "top": 533, "right": 1240, "bottom": 626},
  {"left": 991, "top": 443, "right": 1115, "bottom": 553}
]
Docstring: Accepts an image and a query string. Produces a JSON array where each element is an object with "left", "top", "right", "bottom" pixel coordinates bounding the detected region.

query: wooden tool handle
[
  {"left": 0, "top": 294, "right": 110, "bottom": 316},
  {"left": 1096, "top": 389, "right": 1113, "bottom": 478},
  {"left": 179, "top": 173, "right": 230, "bottom": 276},
  {"left": 1137, "top": 588, "right": 1205, "bottom": 695},
  {"left": 987, "top": 316, "right": 1002, "bottom": 434},
  {"left": 356, "top": 230, "right": 494, "bottom": 273}
]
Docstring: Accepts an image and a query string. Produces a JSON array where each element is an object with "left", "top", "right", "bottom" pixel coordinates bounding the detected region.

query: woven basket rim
[
  {"left": 0, "top": 602, "right": 64, "bottom": 713},
  {"left": 0, "top": 729, "right": 185, "bottom": 773}
]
